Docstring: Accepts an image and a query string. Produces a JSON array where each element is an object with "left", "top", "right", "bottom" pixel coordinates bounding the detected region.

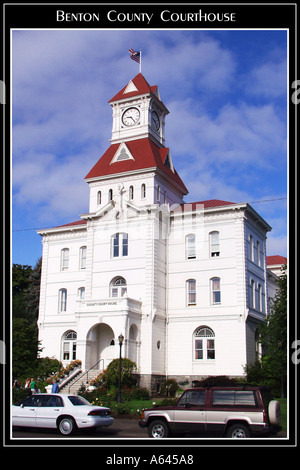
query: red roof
[
  {"left": 173, "top": 199, "right": 236, "bottom": 212},
  {"left": 267, "top": 255, "right": 287, "bottom": 266},
  {"left": 85, "top": 138, "right": 188, "bottom": 194},
  {"left": 56, "top": 220, "right": 87, "bottom": 228},
  {"left": 109, "top": 73, "right": 159, "bottom": 103}
]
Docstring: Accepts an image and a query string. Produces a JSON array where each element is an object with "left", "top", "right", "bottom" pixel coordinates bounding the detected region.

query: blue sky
[{"left": 12, "top": 29, "right": 288, "bottom": 266}]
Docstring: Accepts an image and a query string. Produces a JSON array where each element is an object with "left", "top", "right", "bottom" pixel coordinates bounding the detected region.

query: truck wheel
[
  {"left": 268, "top": 400, "right": 281, "bottom": 426},
  {"left": 148, "top": 420, "right": 170, "bottom": 438},
  {"left": 227, "top": 423, "right": 250, "bottom": 438}
]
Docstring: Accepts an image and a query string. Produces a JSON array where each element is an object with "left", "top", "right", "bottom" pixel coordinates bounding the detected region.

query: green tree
[
  {"left": 106, "top": 358, "right": 137, "bottom": 388},
  {"left": 24, "top": 257, "right": 42, "bottom": 323},
  {"left": 12, "top": 259, "right": 43, "bottom": 379},
  {"left": 12, "top": 317, "right": 42, "bottom": 378},
  {"left": 259, "top": 266, "right": 287, "bottom": 397},
  {"left": 12, "top": 264, "right": 32, "bottom": 319}
]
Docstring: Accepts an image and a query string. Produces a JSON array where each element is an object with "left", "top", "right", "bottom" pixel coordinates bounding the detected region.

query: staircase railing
[{"left": 68, "top": 359, "right": 104, "bottom": 393}]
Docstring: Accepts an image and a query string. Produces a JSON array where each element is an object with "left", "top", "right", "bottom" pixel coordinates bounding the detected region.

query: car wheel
[
  {"left": 58, "top": 416, "right": 76, "bottom": 436},
  {"left": 148, "top": 420, "right": 170, "bottom": 438},
  {"left": 227, "top": 423, "right": 250, "bottom": 438}
]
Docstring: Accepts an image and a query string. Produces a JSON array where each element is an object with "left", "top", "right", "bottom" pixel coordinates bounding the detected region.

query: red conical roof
[{"left": 109, "top": 73, "right": 160, "bottom": 103}]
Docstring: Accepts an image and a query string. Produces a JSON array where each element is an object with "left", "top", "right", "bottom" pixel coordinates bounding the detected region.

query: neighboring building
[
  {"left": 37, "top": 73, "right": 280, "bottom": 392},
  {"left": 266, "top": 255, "right": 287, "bottom": 308}
]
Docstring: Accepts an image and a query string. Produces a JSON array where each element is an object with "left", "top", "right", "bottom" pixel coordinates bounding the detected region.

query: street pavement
[{"left": 12, "top": 419, "right": 287, "bottom": 439}]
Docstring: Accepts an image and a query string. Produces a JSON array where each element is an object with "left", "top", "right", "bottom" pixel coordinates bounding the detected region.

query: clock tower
[{"left": 109, "top": 73, "right": 169, "bottom": 147}]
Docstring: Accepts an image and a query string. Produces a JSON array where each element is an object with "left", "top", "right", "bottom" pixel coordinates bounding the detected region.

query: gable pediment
[
  {"left": 123, "top": 80, "right": 139, "bottom": 94},
  {"left": 110, "top": 142, "right": 135, "bottom": 164}
]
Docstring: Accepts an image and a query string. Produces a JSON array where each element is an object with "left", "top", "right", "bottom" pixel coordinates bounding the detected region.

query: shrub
[
  {"left": 194, "top": 376, "right": 243, "bottom": 387},
  {"left": 160, "top": 378, "right": 179, "bottom": 397},
  {"left": 106, "top": 358, "right": 137, "bottom": 388}
]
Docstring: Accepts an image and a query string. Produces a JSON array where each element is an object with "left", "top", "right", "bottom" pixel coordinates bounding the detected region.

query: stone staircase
[{"left": 60, "top": 369, "right": 101, "bottom": 395}]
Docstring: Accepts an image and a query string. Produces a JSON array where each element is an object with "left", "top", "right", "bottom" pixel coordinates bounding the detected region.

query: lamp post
[{"left": 117, "top": 333, "right": 124, "bottom": 403}]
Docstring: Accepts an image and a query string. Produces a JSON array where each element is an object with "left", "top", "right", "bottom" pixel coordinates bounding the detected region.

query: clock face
[
  {"left": 122, "top": 107, "right": 140, "bottom": 127},
  {"left": 151, "top": 111, "right": 160, "bottom": 131}
]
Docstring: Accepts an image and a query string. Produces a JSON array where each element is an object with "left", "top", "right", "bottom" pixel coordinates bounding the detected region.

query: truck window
[{"left": 212, "top": 390, "right": 256, "bottom": 406}]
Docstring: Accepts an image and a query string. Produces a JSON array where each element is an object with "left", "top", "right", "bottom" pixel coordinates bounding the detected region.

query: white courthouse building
[{"left": 37, "top": 73, "right": 280, "bottom": 391}]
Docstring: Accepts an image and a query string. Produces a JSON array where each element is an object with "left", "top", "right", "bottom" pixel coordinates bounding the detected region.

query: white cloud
[{"left": 247, "top": 59, "right": 287, "bottom": 98}]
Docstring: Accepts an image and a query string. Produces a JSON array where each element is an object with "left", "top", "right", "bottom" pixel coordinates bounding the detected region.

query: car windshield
[{"left": 68, "top": 395, "right": 91, "bottom": 406}]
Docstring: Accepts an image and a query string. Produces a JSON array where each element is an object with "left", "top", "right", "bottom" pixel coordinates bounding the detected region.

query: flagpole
[{"left": 139, "top": 49, "right": 142, "bottom": 74}]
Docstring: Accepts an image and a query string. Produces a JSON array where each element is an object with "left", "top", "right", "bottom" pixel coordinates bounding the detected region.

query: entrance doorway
[{"left": 85, "top": 323, "right": 116, "bottom": 370}]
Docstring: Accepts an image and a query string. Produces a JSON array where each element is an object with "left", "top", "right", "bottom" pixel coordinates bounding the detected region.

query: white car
[{"left": 12, "top": 393, "right": 114, "bottom": 435}]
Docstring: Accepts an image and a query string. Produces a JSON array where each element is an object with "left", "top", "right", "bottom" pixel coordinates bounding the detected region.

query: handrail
[{"left": 68, "top": 359, "right": 104, "bottom": 393}]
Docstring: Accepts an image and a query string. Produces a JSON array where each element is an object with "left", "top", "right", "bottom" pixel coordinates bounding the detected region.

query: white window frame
[
  {"left": 209, "top": 231, "right": 220, "bottom": 257},
  {"left": 112, "top": 233, "right": 128, "bottom": 258},
  {"left": 62, "top": 331, "right": 77, "bottom": 361},
  {"left": 77, "top": 287, "right": 85, "bottom": 300},
  {"left": 250, "top": 235, "right": 254, "bottom": 262},
  {"left": 211, "top": 277, "right": 221, "bottom": 304},
  {"left": 60, "top": 248, "right": 69, "bottom": 271},
  {"left": 59, "top": 288, "right": 67, "bottom": 312},
  {"left": 110, "top": 277, "right": 127, "bottom": 298},
  {"left": 257, "top": 240, "right": 261, "bottom": 266},
  {"left": 79, "top": 246, "right": 87, "bottom": 269},
  {"left": 97, "top": 190, "right": 102, "bottom": 205},
  {"left": 250, "top": 279, "right": 255, "bottom": 309},
  {"left": 194, "top": 327, "right": 215, "bottom": 360},
  {"left": 187, "top": 279, "right": 196, "bottom": 306},
  {"left": 129, "top": 185, "right": 134, "bottom": 200},
  {"left": 257, "top": 283, "right": 262, "bottom": 311},
  {"left": 186, "top": 234, "right": 196, "bottom": 259},
  {"left": 141, "top": 183, "right": 146, "bottom": 199}
]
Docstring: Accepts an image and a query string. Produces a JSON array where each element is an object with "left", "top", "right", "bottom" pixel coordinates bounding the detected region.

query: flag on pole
[{"left": 129, "top": 48, "right": 140, "bottom": 64}]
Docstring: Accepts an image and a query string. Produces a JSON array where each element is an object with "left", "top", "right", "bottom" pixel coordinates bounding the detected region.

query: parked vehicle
[
  {"left": 139, "top": 386, "right": 281, "bottom": 438},
  {"left": 12, "top": 393, "right": 114, "bottom": 435}
]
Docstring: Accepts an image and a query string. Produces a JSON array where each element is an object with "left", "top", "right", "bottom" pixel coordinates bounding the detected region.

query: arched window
[
  {"left": 110, "top": 277, "right": 127, "bottom": 298},
  {"left": 61, "top": 248, "right": 69, "bottom": 271},
  {"left": 186, "top": 279, "right": 196, "bottom": 306},
  {"left": 186, "top": 234, "right": 196, "bottom": 259},
  {"left": 258, "top": 283, "right": 262, "bottom": 311},
  {"left": 210, "top": 277, "right": 221, "bottom": 304},
  {"left": 108, "top": 188, "right": 113, "bottom": 201},
  {"left": 194, "top": 327, "right": 215, "bottom": 360},
  {"left": 62, "top": 331, "right": 77, "bottom": 361},
  {"left": 97, "top": 190, "right": 102, "bottom": 205},
  {"left": 141, "top": 183, "right": 146, "bottom": 199},
  {"left": 209, "top": 231, "right": 220, "bottom": 257},
  {"left": 112, "top": 233, "right": 128, "bottom": 257},
  {"left": 129, "top": 185, "right": 134, "bottom": 200},
  {"left": 59, "top": 288, "right": 67, "bottom": 312},
  {"left": 79, "top": 246, "right": 87, "bottom": 269}
]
